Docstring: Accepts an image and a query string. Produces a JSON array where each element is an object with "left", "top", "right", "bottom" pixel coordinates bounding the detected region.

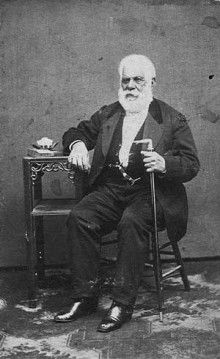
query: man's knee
[
  {"left": 68, "top": 207, "right": 81, "bottom": 224},
  {"left": 67, "top": 207, "right": 100, "bottom": 234}
]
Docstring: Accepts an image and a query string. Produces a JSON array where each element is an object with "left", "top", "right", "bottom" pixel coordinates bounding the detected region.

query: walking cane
[{"left": 134, "top": 139, "right": 164, "bottom": 321}]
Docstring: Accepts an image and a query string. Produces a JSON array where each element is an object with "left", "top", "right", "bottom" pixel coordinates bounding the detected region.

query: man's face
[
  {"left": 121, "top": 64, "right": 146, "bottom": 100},
  {"left": 118, "top": 62, "right": 153, "bottom": 113}
]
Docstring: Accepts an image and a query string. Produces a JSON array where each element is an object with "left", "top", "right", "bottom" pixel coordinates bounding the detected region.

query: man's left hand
[{"left": 141, "top": 151, "right": 166, "bottom": 173}]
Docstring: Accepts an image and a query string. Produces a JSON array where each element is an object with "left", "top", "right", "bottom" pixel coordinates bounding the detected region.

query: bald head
[{"left": 118, "top": 54, "right": 156, "bottom": 83}]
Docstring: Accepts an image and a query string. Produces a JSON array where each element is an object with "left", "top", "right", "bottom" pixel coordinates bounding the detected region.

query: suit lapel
[
  {"left": 102, "top": 108, "right": 124, "bottom": 157},
  {"left": 101, "top": 99, "right": 164, "bottom": 156},
  {"left": 142, "top": 104, "right": 164, "bottom": 151}
]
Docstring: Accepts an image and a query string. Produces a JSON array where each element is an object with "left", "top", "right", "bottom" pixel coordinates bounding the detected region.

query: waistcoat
[{"left": 97, "top": 116, "right": 149, "bottom": 187}]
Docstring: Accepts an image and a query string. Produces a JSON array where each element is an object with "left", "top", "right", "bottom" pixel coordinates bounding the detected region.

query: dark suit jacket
[{"left": 63, "top": 98, "right": 200, "bottom": 242}]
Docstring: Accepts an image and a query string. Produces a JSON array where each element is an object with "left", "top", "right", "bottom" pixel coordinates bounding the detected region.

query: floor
[{"left": 0, "top": 261, "right": 220, "bottom": 359}]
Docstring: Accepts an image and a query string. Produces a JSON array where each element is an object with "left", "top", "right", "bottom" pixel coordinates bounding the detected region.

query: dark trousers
[{"left": 67, "top": 181, "right": 165, "bottom": 306}]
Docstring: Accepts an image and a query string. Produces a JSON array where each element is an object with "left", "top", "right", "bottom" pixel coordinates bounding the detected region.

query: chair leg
[
  {"left": 171, "top": 241, "right": 190, "bottom": 291},
  {"left": 150, "top": 232, "right": 164, "bottom": 321}
]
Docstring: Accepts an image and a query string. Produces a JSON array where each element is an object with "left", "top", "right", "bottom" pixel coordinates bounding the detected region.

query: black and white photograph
[{"left": 0, "top": 0, "right": 219, "bottom": 358}]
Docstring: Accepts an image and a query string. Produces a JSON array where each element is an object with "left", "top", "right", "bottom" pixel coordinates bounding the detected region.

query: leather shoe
[
  {"left": 54, "top": 297, "right": 98, "bottom": 323},
  {"left": 97, "top": 301, "right": 133, "bottom": 333}
]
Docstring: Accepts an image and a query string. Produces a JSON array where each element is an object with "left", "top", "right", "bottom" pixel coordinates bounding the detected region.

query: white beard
[{"left": 118, "top": 85, "right": 153, "bottom": 114}]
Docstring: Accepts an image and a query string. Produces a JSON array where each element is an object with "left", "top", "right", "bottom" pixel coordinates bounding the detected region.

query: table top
[{"left": 23, "top": 155, "right": 69, "bottom": 162}]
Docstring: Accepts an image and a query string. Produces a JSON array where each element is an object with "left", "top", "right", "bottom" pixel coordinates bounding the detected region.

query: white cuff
[{"left": 69, "top": 140, "right": 83, "bottom": 151}]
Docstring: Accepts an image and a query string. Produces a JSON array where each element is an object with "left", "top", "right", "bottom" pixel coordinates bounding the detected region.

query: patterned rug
[{"left": 0, "top": 262, "right": 220, "bottom": 358}]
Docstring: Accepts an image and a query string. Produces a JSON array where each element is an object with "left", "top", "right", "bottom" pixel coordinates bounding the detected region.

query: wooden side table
[{"left": 23, "top": 156, "right": 86, "bottom": 305}]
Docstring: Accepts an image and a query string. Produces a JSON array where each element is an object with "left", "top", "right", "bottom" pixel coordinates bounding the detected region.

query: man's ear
[{"left": 151, "top": 77, "right": 156, "bottom": 87}]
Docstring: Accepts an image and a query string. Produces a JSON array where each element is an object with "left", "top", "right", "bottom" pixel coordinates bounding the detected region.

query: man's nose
[{"left": 127, "top": 78, "right": 136, "bottom": 89}]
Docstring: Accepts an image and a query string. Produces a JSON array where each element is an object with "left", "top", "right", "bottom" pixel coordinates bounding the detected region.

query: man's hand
[
  {"left": 141, "top": 150, "right": 166, "bottom": 173},
  {"left": 68, "top": 141, "right": 90, "bottom": 172}
]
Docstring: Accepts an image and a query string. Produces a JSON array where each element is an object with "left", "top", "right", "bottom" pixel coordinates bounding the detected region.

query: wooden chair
[{"left": 144, "top": 229, "right": 190, "bottom": 321}]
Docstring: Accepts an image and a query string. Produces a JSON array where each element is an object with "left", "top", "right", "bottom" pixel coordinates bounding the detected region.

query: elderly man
[{"left": 54, "top": 54, "right": 199, "bottom": 332}]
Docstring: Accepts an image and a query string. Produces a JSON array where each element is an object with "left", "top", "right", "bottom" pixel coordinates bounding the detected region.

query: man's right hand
[{"left": 68, "top": 141, "right": 90, "bottom": 172}]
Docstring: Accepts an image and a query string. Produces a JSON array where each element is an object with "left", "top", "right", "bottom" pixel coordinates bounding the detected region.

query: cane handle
[{"left": 134, "top": 138, "right": 153, "bottom": 151}]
